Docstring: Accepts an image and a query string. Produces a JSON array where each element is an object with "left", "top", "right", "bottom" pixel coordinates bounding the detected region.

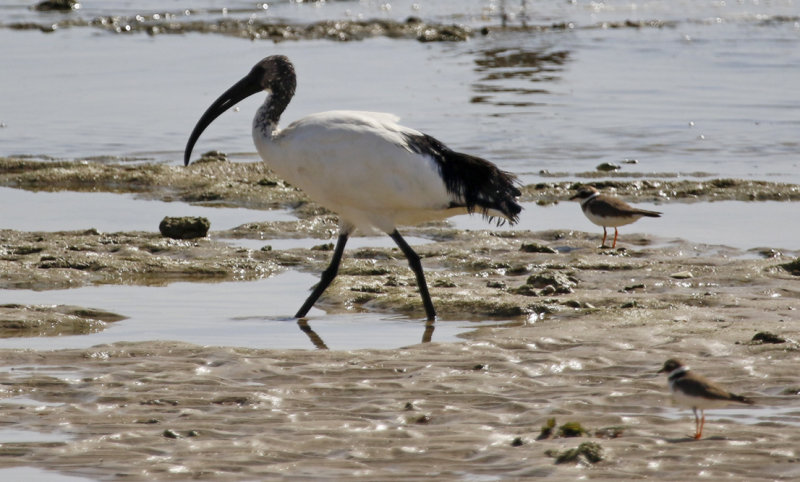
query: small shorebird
[
  {"left": 184, "top": 55, "right": 521, "bottom": 321},
  {"left": 658, "top": 358, "right": 754, "bottom": 440},
  {"left": 570, "top": 186, "right": 661, "bottom": 248}
]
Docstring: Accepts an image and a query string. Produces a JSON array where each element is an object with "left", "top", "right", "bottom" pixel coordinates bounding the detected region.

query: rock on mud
[
  {"left": 33, "top": 0, "right": 79, "bottom": 11},
  {"left": 595, "top": 162, "right": 620, "bottom": 172},
  {"left": 781, "top": 258, "right": 800, "bottom": 276},
  {"left": 526, "top": 271, "right": 576, "bottom": 294},
  {"left": 159, "top": 216, "right": 210, "bottom": 239}
]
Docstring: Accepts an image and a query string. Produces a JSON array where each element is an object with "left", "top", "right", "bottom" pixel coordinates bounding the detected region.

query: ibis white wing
[{"left": 254, "top": 110, "right": 457, "bottom": 232}]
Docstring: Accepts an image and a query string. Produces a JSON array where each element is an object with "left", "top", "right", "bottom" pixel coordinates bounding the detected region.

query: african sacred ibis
[{"left": 184, "top": 55, "right": 521, "bottom": 321}]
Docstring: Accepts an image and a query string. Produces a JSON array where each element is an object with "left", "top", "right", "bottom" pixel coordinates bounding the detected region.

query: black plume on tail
[
  {"left": 403, "top": 133, "right": 521, "bottom": 224},
  {"left": 638, "top": 209, "right": 662, "bottom": 218}
]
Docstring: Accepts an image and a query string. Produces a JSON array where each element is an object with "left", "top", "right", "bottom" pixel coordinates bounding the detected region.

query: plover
[
  {"left": 570, "top": 186, "right": 661, "bottom": 248},
  {"left": 658, "top": 358, "right": 754, "bottom": 440}
]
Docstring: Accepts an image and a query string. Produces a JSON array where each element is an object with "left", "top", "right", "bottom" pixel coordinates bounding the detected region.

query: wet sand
[{"left": 1, "top": 158, "right": 800, "bottom": 479}]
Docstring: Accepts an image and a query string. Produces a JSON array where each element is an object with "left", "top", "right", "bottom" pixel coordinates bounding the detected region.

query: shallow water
[
  {"left": 0, "top": 467, "right": 91, "bottom": 482},
  {"left": 0, "top": 186, "right": 294, "bottom": 232},
  {"left": 1, "top": 1, "right": 798, "bottom": 182},
  {"left": 3, "top": 185, "right": 798, "bottom": 252},
  {"left": 0, "top": 395, "right": 65, "bottom": 409},
  {"left": 0, "top": 272, "right": 505, "bottom": 351},
  {"left": 659, "top": 404, "right": 800, "bottom": 428},
  {"left": 455, "top": 199, "right": 800, "bottom": 252},
  {"left": 0, "top": 428, "right": 72, "bottom": 443}
]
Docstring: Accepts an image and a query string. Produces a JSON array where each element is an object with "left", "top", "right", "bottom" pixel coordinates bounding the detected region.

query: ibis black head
[
  {"left": 658, "top": 358, "right": 685, "bottom": 375},
  {"left": 184, "top": 55, "right": 297, "bottom": 166},
  {"left": 569, "top": 185, "right": 599, "bottom": 201}
]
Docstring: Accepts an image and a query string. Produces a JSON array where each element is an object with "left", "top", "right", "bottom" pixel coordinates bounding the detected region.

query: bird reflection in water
[
  {"left": 296, "top": 319, "right": 328, "bottom": 350},
  {"left": 500, "top": 0, "right": 529, "bottom": 28},
  {"left": 471, "top": 47, "right": 570, "bottom": 107},
  {"left": 295, "top": 317, "right": 436, "bottom": 350}
]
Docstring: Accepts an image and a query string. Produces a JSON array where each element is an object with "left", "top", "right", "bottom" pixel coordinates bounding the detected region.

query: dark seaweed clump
[{"left": 34, "top": 0, "right": 79, "bottom": 11}]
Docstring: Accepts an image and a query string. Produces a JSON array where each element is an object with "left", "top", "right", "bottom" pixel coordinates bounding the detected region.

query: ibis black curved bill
[{"left": 183, "top": 72, "right": 263, "bottom": 166}]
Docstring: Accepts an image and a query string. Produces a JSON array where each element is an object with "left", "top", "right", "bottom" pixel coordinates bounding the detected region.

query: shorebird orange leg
[
  {"left": 695, "top": 411, "right": 706, "bottom": 440},
  {"left": 601, "top": 227, "right": 608, "bottom": 247},
  {"left": 611, "top": 227, "right": 619, "bottom": 248},
  {"left": 691, "top": 408, "right": 705, "bottom": 440}
]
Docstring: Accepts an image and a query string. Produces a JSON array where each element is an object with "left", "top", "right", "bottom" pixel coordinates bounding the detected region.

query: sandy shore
[{"left": 1, "top": 158, "right": 800, "bottom": 479}]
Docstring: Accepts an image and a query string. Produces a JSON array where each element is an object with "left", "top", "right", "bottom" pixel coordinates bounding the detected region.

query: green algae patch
[
  {"left": 537, "top": 417, "right": 556, "bottom": 440},
  {"left": 557, "top": 421, "right": 589, "bottom": 438},
  {"left": 537, "top": 418, "right": 589, "bottom": 440},
  {"left": 781, "top": 258, "right": 800, "bottom": 276},
  {"left": 750, "top": 331, "right": 786, "bottom": 344},
  {"left": 547, "top": 441, "right": 605, "bottom": 465}
]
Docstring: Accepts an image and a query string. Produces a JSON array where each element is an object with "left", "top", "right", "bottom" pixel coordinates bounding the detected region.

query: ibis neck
[{"left": 254, "top": 89, "right": 292, "bottom": 138}]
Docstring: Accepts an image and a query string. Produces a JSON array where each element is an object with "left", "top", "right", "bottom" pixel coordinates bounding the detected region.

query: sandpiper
[
  {"left": 569, "top": 186, "right": 661, "bottom": 248},
  {"left": 658, "top": 358, "right": 754, "bottom": 440}
]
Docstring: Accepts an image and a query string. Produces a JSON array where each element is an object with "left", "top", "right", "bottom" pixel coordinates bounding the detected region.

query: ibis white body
[{"left": 254, "top": 110, "right": 467, "bottom": 234}]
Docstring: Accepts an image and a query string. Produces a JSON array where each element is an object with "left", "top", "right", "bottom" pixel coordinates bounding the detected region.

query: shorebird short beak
[{"left": 184, "top": 72, "right": 263, "bottom": 166}]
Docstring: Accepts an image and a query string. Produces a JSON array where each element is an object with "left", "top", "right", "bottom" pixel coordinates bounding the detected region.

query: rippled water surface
[
  {"left": 1, "top": 0, "right": 798, "bottom": 182},
  {"left": 1, "top": 0, "right": 799, "bottom": 344}
]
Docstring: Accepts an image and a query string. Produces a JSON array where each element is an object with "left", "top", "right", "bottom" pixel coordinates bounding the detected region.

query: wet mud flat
[
  {"left": 1, "top": 157, "right": 800, "bottom": 479},
  {"left": 6, "top": 4, "right": 799, "bottom": 42},
  {"left": 0, "top": 6, "right": 691, "bottom": 42}
]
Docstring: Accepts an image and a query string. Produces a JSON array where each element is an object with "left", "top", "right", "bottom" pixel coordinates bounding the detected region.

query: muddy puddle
[{"left": 1, "top": 273, "right": 508, "bottom": 351}]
